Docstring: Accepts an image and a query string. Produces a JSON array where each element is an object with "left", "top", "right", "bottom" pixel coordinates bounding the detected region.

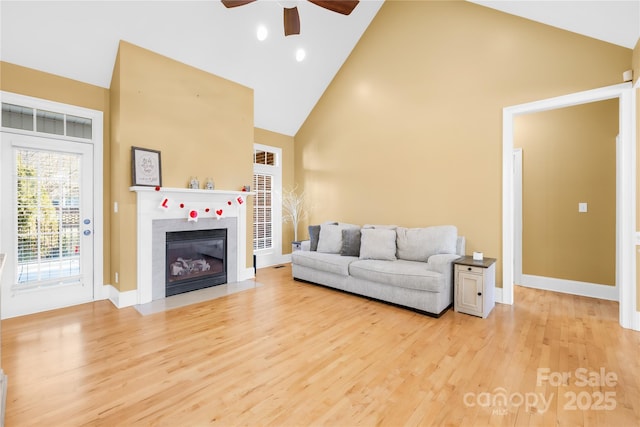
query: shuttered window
[
  {"left": 253, "top": 173, "right": 273, "bottom": 250},
  {"left": 253, "top": 147, "right": 279, "bottom": 251}
]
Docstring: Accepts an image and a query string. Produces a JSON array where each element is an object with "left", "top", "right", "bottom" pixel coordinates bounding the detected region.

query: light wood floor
[{"left": 3, "top": 264, "right": 639, "bottom": 426}]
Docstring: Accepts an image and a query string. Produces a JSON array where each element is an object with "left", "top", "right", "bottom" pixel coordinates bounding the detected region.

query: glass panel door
[{"left": 1, "top": 133, "right": 94, "bottom": 318}]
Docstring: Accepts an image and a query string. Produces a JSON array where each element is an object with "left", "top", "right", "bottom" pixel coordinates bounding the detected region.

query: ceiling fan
[{"left": 221, "top": 0, "right": 360, "bottom": 36}]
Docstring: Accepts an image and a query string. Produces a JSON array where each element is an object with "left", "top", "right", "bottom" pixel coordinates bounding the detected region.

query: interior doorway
[
  {"left": 513, "top": 100, "right": 619, "bottom": 301},
  {"left": 502, "top": 83, "right": 638, "bottom": 331}
]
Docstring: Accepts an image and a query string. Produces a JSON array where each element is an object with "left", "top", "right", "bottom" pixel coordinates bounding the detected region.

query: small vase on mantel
[
  {"left": 189, "top": 177, "right": 199, "bottom": 189},
  {"left": 205, "top": 178, "right": 215, "bottom": 190}
]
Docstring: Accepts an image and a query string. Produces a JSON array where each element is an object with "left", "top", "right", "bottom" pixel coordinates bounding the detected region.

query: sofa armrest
[
  {"left": 427, "top": 253, "right": 461, "bottom": 288},
  {"left": 427, "top": 253, "right": 460, "bottom": 274}
]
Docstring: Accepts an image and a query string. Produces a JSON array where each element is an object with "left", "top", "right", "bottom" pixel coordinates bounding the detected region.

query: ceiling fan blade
[
  {"left": 283, "top": 6, "right": 301, "bottom": 36},
  {"left": 221, "top": 0, "right": 256, "bottom": 8},
  {"left": 307, "top": 0, "right": 359, "bottom": 15}
]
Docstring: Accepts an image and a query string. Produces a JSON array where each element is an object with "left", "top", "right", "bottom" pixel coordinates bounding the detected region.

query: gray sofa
[{"left": 291, "top": 223, "right": 465, "bottom": 316}]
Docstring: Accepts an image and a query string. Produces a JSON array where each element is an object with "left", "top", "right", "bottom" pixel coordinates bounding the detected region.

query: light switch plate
[{"left": 579, "top": 202, "right": 588, "bottom": 213}]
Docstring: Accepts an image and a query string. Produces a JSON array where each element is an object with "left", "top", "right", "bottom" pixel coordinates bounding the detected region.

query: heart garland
[{"left": 154, "top": 189, "right": 245, "bottom": 222}]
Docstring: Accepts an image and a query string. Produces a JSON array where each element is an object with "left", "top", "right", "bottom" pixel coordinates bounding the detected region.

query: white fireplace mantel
[{"left": 130, "top": 186, "right": 254, "bottom": 304}]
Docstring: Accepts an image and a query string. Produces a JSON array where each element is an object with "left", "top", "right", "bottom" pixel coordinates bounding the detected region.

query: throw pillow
[
  {"left": 308, "top": 221, "right": 338, "bottom": 251},
  {"left": 396, "top": 225, "right": 457, "bottom": 261},
  {"left": 340, "top": 228, "right": 361, "bottom": 256},
  {"left": 308, "top": 225, "right": 321, "bottom": 251},
  {"left": 317, "top": 224, "right": 343, "bottom": 253},
  {"left": 359, "top": 228, "right": 397, "bottom": 261}
]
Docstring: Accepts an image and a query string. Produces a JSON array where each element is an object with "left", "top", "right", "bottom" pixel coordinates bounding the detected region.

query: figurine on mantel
[
  {"left": 205, "top": 178, "right": 215, "bottom": 190},
  {"left": 189, "top": 177, "right": 199, "bottom": 189}
]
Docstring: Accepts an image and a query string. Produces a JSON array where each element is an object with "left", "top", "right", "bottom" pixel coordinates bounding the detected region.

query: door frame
[
  {"left": 502, "top": 83, "right": 638, "bottom": 331},
  {"left": 513, "top": 148, "right": 522, "bottom": 286},
  {"left": 253, "top": 143, "right": 288, "bottom": 268},
  {"left": 0, "top": 91, "right": 104, "bottom": 315}
]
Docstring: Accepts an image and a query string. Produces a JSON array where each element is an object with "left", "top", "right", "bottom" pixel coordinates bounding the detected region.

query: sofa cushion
[
  {"left": 292, "top": 251, "right": 357, "bottom": 276},
  {"left": 396, "top": 225, "right": 457, "bottom": 262},
  {"left": 340, "top": 228, "right": 361, "bottom": 256},
  {"left": 359, "top": 228, "right": 397, "bottom": 261},
  {"left": 349, "top": 259, "right": 444, "bottom": 292}
]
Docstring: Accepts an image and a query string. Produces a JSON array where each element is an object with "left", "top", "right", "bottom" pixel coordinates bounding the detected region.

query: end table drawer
[{"left": 456, "top": 264, "right": 483, "bottom": 274}]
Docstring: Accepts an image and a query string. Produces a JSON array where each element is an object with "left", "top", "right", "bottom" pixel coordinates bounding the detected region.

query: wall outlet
[
  {"left": 114, "top": 202, "right": 119, "bottom": 213},
  {"left": 579, "top": 202, "right": 588, "bottom": 213}
]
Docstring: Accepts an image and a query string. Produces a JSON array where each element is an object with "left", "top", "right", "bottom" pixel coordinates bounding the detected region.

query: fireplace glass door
[{"left": 165, "top": 229, "right": 227, "bottom": 297}]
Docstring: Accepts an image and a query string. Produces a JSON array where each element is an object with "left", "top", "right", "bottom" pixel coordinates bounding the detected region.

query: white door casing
[
  {"left": 0, "top": 92, "right": 103, "bottom": 319},
  {"left": 502, "top": 83, "right": 638, "bottom": 331},
  {"left": 1, "top": 135, "right": 94, "bottom": 317},
  {"left": 253, "top": 143, "right": 286, "bottom": 268}
]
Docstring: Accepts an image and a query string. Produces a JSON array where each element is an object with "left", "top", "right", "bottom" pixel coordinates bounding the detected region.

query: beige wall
[
  {"left": 254, "top": 128, "right": 296, "bottom": 253},
  {"left": 110, "top": 41, "right": 254, "bottom": 292},
  {"left": 2, "top": 50, "right": 294, "bottom": 295},
  {"left": 294, "top": 0, "right": 632, "bottom": 287},
  {"left": 515, "top": 100, "right": 618, "bottom": 286},
  {"left": 0, "top": 61, "right": 112, "bottom": 285}
]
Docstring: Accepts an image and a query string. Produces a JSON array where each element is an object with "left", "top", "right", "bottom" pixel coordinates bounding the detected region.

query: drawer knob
[
  {"left": 467, "top": 267, "right": 472, "bottom": 271},
  {"left": 477, "top": 292, "right": 482, "bottom": 296}
]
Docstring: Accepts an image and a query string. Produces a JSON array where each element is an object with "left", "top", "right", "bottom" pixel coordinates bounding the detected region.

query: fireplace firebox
[{"left": 165, "top": 229, "right": 227, "bottom": 297}]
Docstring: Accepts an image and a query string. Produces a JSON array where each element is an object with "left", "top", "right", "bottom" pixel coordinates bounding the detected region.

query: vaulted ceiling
[{"left": 1, "top": 1, "right": 638, "bottom": 136}]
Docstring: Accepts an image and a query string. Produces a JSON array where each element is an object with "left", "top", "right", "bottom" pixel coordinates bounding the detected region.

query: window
[
  {"left": 2, "top": 103, "right": 92, "bottom": 139},
  {"left": 252, "top": 145, "right": 282, "bottom": 259},
  {"left": 253, "top": 173, "right": 272, "bottom": 250}
]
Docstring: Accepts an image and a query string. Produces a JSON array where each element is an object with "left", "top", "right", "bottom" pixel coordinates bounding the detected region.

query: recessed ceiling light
[
  {"left": 257, "top": 25, "right": 268, "bottom": 41},
  {"left": 295, "top": 48, "right": 306, "bottom": 62}
]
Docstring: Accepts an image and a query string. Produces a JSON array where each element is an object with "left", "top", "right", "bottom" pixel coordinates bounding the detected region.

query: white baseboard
[
  {"left": 519, "top": 274, "right": 618, "bottom": 301},
  {"left": 103, "top": 284, "right": 138, "bottom": 308},
  {"left": 238, "top": 267, "right": 256, "bottom": 282},
  {"left": 255, "top": 253, "right": 291, "bottom": 269},
  {"left": 495, "top": 286, "right": 504, "bottom": 304}
]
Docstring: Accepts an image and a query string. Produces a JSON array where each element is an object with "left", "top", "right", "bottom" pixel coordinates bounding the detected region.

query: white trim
[
  {"left": 104, "top": 284, "right": 138, "bottom": 308},
  {"left": 502, "top": 83, "right": 638, "bottom": 331},
  {"left": 253, "top": 143, "right": 283, "bottom": 265},
  {"left": 0, "top": 91, "right": 104, "bottom": 314},
  {"left": 494, "top": 286, "right": 503, "bottom": 305},
  {"left": 513, "top": 148, "right": 523, "bottom": 285},
  {"left": 255, "top": 253, "right": 292, "bottom": 269},
  {"left": 239, "top": 267, "right": 256, "bottom": 281},
  {"left": 520, "top": 275, "right": 618, "bottom": 301}
]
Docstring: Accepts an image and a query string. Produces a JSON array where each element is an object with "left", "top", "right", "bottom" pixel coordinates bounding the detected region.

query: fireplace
[
  {"left": 165, "top": 229, "right": 227, "bottom": 297},
  {"left": 131, "top": 186, "right": 253, "bottom": 305}
]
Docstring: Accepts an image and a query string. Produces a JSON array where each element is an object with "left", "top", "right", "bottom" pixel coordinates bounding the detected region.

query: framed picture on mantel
[{"left": 131, "top": 146, "right": 162, "bottom": 187}]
